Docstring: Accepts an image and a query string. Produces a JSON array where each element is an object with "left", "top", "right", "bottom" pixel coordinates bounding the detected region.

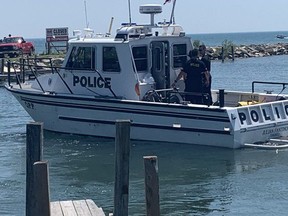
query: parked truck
[{"left": 0, "top": 36, "right": 34, "bottom": 58}]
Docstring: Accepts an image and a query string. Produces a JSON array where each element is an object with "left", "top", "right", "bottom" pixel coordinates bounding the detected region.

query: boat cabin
[{"left": 36, "top": 4, "right": 192, "bottom": 102}]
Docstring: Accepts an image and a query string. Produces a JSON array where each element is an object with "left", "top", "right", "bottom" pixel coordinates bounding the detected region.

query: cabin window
[
  {"left": 173, "top": 44, "right": 187, "bottom": 68},
  {"left": 154, "top": 47, "right": 161, "bottom": 71},
  {"left": 103, "top": 47, "right": 121, "bottom": 72},
  {"left": 132, "top": 46, "right": 148, "bottom": 72},
  {"left": 66, "top": 46, "right": 95, "bottom": 70}
]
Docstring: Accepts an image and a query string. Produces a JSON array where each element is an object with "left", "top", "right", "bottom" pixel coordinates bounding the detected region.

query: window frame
[
  {"left": 172, "top": 43, "right": 187, "bottom": 69},
  {"left": 102, "top": 46, "right": 121, "bottom": 73},
  {"left": 132, "top": 45, "right": 148, "bottom": 72},
  {"left": 65, "top": 46, "right": 96, "bottom": 71}
]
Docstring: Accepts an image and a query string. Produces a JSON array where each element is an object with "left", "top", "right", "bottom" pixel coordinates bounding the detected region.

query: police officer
[
  {"left": 199, "top": 44, "right": 212, "bottom": 105},
  {"left": 173, "top": 49, "right": 209, "bottom": 104}
]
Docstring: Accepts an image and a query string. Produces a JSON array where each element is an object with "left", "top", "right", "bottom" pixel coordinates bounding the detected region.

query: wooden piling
[
  {"left": 113, "top": 120, "right": 131, "bottom": 216},
  {"left": 0, "top": 59, "right": 4, "bottom": 74},
  {"left": 144, "top": 156, "right": 160, "bottom": 216},
  {"left": 26, "top": 122, "right": 43, "bottom": 216},
  {"left": 32, "top": 161, "right": 50, "bottom": 216},
  {"left": 231, "top": 45, "right": 235, "bottom": 61},
  {"left": 20, "top": 58, "right": 25, "bottom": 83},
  {"left": 7, "top": 60, "right": 11, "bottom": 85},
  {"left": 221, "top": 47, "right": 224, "bottom": 63}
]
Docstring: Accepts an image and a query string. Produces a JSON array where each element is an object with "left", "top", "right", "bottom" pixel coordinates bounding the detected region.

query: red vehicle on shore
[{"left": 0, "top": 36, "right": 34, "bottom": 58}]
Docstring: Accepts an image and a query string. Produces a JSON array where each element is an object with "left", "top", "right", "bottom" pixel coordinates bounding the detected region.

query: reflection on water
[
  {"left": 40, "top": 132, "right": 288, "bottom": 215},
  {"left": 1, "top": 93, "right": 288, "bottom": 215},
  {"left": 2, "top": 54, "right": 288, "bottom": 215}
]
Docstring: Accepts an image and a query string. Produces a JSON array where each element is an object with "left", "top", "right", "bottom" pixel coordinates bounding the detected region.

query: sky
[{"left": 1, "top": 0, "right": 288, "bottom": 39}]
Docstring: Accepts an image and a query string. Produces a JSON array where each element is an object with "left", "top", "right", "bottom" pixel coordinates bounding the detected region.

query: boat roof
[{"left": 70, "top": 4, "right": 186, "bottom": 45}]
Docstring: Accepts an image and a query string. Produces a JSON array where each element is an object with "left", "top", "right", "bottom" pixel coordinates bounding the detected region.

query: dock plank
[
  {"left": 60, "top": 200, "right": 77, "bottom": 216},
  {"left": 73, "top": 200, "right": 93, "bottom": 216},
  {"left": 50, "top": 201, "right": 64, "bottom": 216},
  {"left": 86, "top": 199, "right": 105, "bottom": 216},
  {"left": 50, "top": 199, "right": 105, "bottom": 216}
]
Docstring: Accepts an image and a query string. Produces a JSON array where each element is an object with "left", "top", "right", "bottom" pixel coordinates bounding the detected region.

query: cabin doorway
[{"left": 151, "top": 41, "right": 170, "bottom": 90}]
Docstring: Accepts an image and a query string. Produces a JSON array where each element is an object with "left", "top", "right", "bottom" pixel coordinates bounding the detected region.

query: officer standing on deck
[
  {"left": 199, "top": 44, "right": 212, "bottom": 105},
  {"left": 172, "top": 49, "right": 209, "bottom": 104}
]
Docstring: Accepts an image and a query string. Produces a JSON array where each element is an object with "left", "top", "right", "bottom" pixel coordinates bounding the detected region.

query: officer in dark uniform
[
  {"left": 173, "top": 49, "right": 209, "bottom": 104},
  {"left": 199, "top": 44, "right": 212, "bottom": 105}
]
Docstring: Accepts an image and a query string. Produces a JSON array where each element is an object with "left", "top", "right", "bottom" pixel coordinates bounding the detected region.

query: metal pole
[
  {"left": 84, "top": 0, "right": 89, "bottom": 28},
  {"left": 169, "top": 0, "right": 177, "bottom": 25},
  {"left": 128, "top": 0, "right": 132, "bottom": 25}
]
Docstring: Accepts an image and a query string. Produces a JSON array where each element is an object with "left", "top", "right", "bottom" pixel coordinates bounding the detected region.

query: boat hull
[
  {"left": 9, "top": 88, "right": 237, "bottom": 148},
  {"left": 8, "top": 87, "right": 288, "bottom": 149}
]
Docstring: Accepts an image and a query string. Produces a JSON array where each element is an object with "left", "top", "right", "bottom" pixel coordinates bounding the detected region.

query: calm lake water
[{"left": 1, "top": 34, "right": 288, "bottom": 215}]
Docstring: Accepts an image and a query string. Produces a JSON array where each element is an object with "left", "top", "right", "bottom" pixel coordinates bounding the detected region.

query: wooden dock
[
  {"left": 50, "top": 199, "right": 105, "bottom": 216},
  {"left": 25, "top": 121, "right": 160, "bottom": 216}
]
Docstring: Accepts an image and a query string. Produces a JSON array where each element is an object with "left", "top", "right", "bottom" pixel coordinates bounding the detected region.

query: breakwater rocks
[{"left": 206, "top": 43, "right": 288, "bottom": 60}]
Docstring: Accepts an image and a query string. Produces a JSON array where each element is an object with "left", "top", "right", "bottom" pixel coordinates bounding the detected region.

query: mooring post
[
  {"left": 26, "top": 122, "right": 43, "bottom": 216},
  {"left": 31, "top": 161, "right": 50, "bottom": 216},
  {"left": 113, "top": 120, "right": 131, "bottom": 216},
  {"left": 219, "top": 89, "right": 225, "bottom": 108},
  {"left": 144, "top": 156, "right": 160, "bottom": 216}
]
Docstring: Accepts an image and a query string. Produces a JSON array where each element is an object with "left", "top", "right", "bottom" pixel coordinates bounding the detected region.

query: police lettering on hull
[
  {"left": 73, "top": 76, "right": 111, "bottom": 88},
  {"left": 237, "top": 102, "right": 288, "bottom": 126}
]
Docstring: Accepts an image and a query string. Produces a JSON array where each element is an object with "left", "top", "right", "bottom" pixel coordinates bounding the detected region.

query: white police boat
[{"left": 5, "top": 4, "right": 288, "bottom": 149}]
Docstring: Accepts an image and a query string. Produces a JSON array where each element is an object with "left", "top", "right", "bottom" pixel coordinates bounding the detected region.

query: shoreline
[
  {"left": 34, "top": 42, "right": 288, "bottom": 61},
  {"left": 206, "top": 42, "right": 288, "bottom": 60}
]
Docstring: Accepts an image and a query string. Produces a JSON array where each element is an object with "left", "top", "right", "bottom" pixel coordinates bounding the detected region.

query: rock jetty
[
  {"left": 33, "top": 42, "right": 288, "bottom": 65},
  {"left": 206, "top": 42, "right": 288, "bottom": 60}
]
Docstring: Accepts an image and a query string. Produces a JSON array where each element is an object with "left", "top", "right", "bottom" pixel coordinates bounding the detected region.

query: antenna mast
[
  {"left": 169, "top": 0, "right": 177, "bottom": 25},
  {"left": 128, "top": 0, "right": 132, "bottom": 25},
  {"left": 84, "top": 0, "right": 89, "bottom": 28}
]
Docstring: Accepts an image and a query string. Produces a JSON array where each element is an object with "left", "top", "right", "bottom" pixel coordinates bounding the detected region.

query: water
[
  {"left": 190, "top": 31, "right": 288, "bottom": 47},
  {"left": 1, "top": 34, "right": 288, "bottom": 215}
]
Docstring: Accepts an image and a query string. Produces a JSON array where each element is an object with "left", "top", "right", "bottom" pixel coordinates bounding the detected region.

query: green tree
[
  {"left": 192, "top": 40, "right": 201, "bottom": 49},
  {"left": 222, "top": 39, "right": 235, "bottom": 58}
]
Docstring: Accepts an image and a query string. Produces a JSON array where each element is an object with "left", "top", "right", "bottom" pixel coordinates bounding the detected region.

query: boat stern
[{"left": 227, "top": 99, "right": 288, "bottom": 148}]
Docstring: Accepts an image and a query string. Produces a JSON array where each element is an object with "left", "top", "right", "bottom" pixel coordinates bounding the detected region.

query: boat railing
[
  {"left": 7, "top": 61, "right": 118, "bottom": 98},
  {"left": 6, "top": 57, "right": 56, "bottom": 84},
  {"left": 252, "top": 81, "right": 288, "bottom": 98}
]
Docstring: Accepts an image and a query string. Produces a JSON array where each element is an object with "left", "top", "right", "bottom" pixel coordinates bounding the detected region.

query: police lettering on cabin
[
  {"left": 238, "top": 103, "right": 288, "bottom": 125},
  {"left": 73, "top": 76, "right": 111, "bottom": 88}
]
